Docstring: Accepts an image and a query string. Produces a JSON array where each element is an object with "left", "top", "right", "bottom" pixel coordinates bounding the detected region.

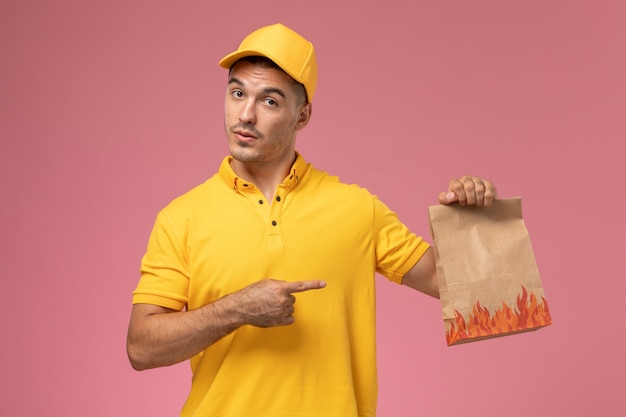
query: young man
[{"left": 127, "top": 23, "right": 496, "bottom": 416}]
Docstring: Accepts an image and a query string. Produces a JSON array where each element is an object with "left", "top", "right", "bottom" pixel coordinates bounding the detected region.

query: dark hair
[{"left": 229, "top": 56, "right": 308, "bottom": 105}]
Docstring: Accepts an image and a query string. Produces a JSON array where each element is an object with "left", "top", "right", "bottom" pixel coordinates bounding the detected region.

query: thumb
[{"left": 438, "top": 191, "right": 458, "bottom": 205}]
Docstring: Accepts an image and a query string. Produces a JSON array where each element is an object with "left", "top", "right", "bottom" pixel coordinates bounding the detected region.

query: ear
[{"left": 295, "top": 103, "right": 312, "bottom": 131}]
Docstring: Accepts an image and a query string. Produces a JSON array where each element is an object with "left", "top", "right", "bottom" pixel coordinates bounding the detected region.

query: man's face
[{"left": 224, "top": 60, "right": 311, "bottom": 166}]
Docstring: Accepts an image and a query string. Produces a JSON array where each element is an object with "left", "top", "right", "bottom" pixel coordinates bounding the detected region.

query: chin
[{"left": 229, "top": 147, "right": 261, "bottom": 163}]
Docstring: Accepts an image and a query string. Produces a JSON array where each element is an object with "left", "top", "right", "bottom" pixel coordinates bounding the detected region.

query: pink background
[{"left": 1, "top": 0, "right": 624, "bottom": 416}]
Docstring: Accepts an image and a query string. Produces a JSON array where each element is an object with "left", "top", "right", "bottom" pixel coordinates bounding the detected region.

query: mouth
[
  {"left": 233, "top": 129, "right": 257, "bottom": 140},
  {"left": 230, "top": 121, "right": 266, "bottom": 143}
]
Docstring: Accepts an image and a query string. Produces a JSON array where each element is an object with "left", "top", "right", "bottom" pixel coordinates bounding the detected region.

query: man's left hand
[{"left": 438, "top": 175, "right": 497, "bottom": 207}]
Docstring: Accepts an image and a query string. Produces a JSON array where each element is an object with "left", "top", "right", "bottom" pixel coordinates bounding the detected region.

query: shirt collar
[{"left": 218, "top": 152, "right": 309, "bottom": 193}]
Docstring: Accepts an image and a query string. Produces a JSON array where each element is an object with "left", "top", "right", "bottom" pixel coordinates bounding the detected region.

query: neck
[{"left": 231, "top": 154, "right": 296, "bottom": 202}]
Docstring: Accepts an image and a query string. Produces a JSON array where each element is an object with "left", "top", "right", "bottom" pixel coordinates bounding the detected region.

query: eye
[
  {"left": 263, "top": 97, "right": 278, "bottom": 106},
  {"left": 231, "top": 89, "right": 244, "bottom": 98}
]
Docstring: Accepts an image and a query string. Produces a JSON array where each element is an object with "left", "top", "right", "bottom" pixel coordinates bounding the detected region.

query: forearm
[
  {"left": 127, "top": 278, "right": 324, "bottom": 370},
  {"left": 127, "top": 294, "right": 244, "bottom": 371},
  {"left": 401, "top": 247, "right": 440, "bottom": 299}
]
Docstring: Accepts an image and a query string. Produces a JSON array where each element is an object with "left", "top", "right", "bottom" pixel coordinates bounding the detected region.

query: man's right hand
[
  {"left": 127, "top": 278, "right": 326, "bottom": 370},
  {"left": 234, "top": 279, "right": 326, "bottom": 327}
]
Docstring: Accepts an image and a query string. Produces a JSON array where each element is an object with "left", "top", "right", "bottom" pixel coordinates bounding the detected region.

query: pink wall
[{"left": 1, "top": 1, "right": 624, "bottom": 415}]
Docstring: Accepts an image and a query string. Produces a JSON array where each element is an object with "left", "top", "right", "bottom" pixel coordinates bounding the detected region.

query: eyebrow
[{"left": 228, "top": 76, "right": 287, "bottom": 99}]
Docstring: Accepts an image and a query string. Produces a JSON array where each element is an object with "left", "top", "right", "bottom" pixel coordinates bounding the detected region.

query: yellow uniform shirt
[{"left": 133, "top": 153, "right": 430, "bottom": 417}]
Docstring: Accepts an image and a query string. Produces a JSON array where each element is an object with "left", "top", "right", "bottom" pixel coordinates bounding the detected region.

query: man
[{"left": 127, "top": 23, "right": 496, "bottom": 416}]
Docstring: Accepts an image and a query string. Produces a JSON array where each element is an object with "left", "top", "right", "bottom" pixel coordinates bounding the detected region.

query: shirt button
[
  {"left": 271, "top": 220, "right": 277, "bottom": 226},
  {"left": 258, "top": 200, "right": 263, "bottom": 204},
  {"left": 275, "top": 196, "right": 281, "bottom": 202}
]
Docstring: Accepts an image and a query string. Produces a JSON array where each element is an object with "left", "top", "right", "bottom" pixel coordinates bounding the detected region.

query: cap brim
[{"left": 219, "top": 49, "right": 273, "bottom": 70}]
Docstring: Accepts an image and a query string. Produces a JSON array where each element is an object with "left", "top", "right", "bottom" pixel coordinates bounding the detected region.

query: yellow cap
[{"left": 219, "top": 23, "right": 318, "bottom": 103}]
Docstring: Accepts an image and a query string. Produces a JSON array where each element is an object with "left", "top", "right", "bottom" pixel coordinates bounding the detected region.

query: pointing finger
[{"left": 284, "top": 280, "right": 327, "bottom": 294}]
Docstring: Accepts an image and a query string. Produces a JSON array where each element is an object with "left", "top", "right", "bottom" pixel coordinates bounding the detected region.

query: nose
[{"left": 239, "top": 99, "right": 256, "bottom": 125}]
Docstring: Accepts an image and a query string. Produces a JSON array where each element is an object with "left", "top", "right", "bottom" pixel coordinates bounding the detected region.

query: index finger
[{"left": 284, "top": 280, "right": 327, "bottom": 293}]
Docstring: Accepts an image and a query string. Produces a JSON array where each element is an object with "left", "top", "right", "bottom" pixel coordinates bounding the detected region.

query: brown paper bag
[{"left": 428, "top": 197, "right": 552, "bottom": 346}]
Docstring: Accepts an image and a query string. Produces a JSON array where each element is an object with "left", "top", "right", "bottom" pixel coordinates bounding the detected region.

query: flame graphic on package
[{"left": 446, "top": 286, "right": 552, "bottom": 345}]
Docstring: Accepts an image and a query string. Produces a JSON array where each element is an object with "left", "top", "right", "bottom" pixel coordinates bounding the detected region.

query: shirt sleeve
[
  {"left": 132, "top": 210, "right": 190, "bottom": 310},
  {"left": 372, "top": 197, "right": 430, "bottom": 284}
]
